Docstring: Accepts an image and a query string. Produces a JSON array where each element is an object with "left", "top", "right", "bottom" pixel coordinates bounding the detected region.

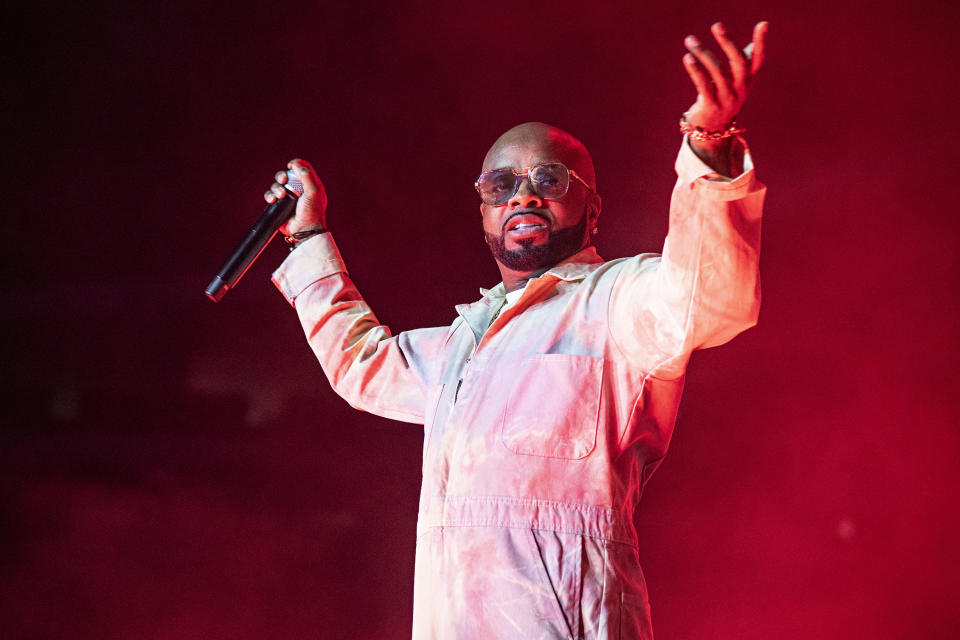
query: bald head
[
  {"left": 478, "top": 122, "right": 603, "bottom": 290},
  {"left": 482, "top": 122, "right": 597, "bottom": 190}
]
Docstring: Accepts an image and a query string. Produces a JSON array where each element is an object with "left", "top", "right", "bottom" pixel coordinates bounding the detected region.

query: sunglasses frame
[{"left": 475, "top": 162, "right": 594, "bottom": 206}]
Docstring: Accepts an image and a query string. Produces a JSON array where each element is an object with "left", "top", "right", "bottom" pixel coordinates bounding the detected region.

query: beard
[{"left": 484, "top": 215, "right": 588, "bottom": 272}]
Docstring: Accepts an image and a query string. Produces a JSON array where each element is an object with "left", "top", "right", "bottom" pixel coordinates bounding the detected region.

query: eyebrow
[{"left": 486, "top": 162, "right": 561, "bottom": 173}]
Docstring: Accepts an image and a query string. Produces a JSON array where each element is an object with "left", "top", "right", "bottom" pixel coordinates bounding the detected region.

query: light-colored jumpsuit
[{"left": 272, "top": 139, "right": 765, "bottom": 639}]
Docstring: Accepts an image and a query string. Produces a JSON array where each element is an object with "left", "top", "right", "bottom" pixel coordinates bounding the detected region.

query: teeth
[{"left": 512, "top": 223, "right": 544, "bottom": 231}]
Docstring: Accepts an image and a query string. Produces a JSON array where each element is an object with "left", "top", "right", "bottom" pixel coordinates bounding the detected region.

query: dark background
[{"left": 3, "top": 1, "right": 958, "bottom": 638}]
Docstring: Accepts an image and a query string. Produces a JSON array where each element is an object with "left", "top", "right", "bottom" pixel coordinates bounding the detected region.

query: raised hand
[
  {"left": 681, "top": 21, "right": 768, "bottom": 174},
  {"left": 264, "top": 158, "right": 328, "bottom": 236}
]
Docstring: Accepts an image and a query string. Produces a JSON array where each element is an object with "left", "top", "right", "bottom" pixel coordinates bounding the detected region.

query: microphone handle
[{"left": 205, "top": 193, "right": 298, "bottom": 302}]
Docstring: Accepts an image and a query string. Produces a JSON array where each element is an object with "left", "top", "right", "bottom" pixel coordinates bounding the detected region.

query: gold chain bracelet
[{"left": 679, "top": 112, "right": 745, "bottom": 142}]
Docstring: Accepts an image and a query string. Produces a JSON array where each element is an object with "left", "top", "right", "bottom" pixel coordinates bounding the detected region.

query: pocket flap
[{"left": 501, "top": 354, "right": 603, "bottom": 460}]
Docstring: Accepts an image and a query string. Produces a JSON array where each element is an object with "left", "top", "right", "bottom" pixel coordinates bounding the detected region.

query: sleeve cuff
[
  {"left": 675, "top": 135, "right": 756, "bottom": 200},
  {"left": 271, "top": 232, "right": 347, "bottom": 305}
]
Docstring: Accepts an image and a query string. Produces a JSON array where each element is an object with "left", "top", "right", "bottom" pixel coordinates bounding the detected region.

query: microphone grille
[{"left": 284, "top": 170, "right": 305, "bottom": 197}]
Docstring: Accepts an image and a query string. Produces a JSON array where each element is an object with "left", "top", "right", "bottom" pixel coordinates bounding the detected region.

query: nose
[{"left": 508, "top": 177, "right": 544, "bottom": 209}]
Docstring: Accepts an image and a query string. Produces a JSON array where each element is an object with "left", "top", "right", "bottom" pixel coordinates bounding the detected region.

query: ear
[{"left": 587, "top": 192, "right": 602, "bottom": 228}]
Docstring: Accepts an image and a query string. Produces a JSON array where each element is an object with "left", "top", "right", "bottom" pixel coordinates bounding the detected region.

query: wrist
[
  {"left": 679, "top": 111, "right": 744, "bottom": 143},
  {"left": 680, "top": 111, "right": 746, "bottom": 178},
  {"left": 687, "top": 135, "right": 744, "bottom": 179},
  {"left": 283, "top": 226, "right": 328, "bottom": 251}
]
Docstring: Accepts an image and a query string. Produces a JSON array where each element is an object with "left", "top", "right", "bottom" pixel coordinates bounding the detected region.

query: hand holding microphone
[
  {"left": 267, "top": 159, "right": 328, "bottom": 236},
  {"left": 205, "top": 159, "right": 327, "bottom": 302}
]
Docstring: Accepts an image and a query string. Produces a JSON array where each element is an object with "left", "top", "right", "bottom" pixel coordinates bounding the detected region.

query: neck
[
  {"left": 496, "top": 241, "right": 592, "bottom": 293},
  {"left": 500, "top": 266, "right": 551, "bottom": 293}
]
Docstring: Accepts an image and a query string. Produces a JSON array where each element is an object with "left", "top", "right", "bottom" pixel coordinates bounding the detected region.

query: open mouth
[{"left": 505, "top": 213, "right": 549, "bottom": 234}]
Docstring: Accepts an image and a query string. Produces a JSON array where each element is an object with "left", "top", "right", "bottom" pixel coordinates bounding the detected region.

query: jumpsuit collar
[{"left": 455, "top": 246, "right": 605, "bottom": 346}]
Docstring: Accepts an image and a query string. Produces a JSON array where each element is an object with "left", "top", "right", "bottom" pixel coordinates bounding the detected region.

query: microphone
[{"left": 205, "top": 170, "right": 304, "bottom": 302}]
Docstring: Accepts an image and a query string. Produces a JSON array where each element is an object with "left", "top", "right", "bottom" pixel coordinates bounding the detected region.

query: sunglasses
[{"left": 475, "top": 162, "right": 593, "bottom": 206}]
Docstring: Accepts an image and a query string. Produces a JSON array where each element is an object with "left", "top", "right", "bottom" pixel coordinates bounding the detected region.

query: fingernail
[{"left": 685, "top": 35, "right": 700, "bottom": 47}]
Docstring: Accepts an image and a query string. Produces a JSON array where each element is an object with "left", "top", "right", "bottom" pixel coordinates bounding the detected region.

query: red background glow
[{"left": 2, "top": 1, "right": 958, "bottom": 638}]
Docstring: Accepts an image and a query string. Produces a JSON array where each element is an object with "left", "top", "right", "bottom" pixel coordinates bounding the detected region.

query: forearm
[
  {"left": 609, "top": 139, "right": 764, "bottom": 376},
  {"left": 660, "top": 140, "right": 764, "bottom": 351},
  {"left": 272, "top": 234, "right": 442, "bottom": 423}
]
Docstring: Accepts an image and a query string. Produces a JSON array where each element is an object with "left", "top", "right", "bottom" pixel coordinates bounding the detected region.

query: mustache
[{"left": 502, "top": 210, "right": 551, "bottom": 232}]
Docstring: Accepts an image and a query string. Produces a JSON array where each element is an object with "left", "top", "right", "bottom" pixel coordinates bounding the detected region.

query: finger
[
  {"left": 683, "top": 53, "right": 717, "bottom": 105},
  {"left": 287, "top": 158, "right": 320, "bottom": 196},
  {"left": 264, "top": 189, "right": 276, "bottom": 204},
  {"left": 684, "top": 35, "right": 735, "bottom": 103},
  {"left": 269, "top": 183, "right": 287, "bottom": 199},
  {"left": 749, "top": 21, "right": 768, "bottom": 76},
  {"left": 275, "top": 170, "right": 288, "bottom": 185},
  {"left": 711, "top": 22, "right": 747, "bottom": 94}
]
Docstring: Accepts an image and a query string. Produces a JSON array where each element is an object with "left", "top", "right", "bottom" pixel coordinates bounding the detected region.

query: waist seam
[{"left": 418, "top": 493, "right": 637, "bottom": 547}]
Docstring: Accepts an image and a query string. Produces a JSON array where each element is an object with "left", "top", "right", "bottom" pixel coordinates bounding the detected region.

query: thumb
[{"left": 287, "top": 158, "right": 322, "bottom": 197}]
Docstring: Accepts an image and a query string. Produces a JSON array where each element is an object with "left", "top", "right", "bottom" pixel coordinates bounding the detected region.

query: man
[{"left": 266, "top": 21, "right": 768, "bottom": 640}]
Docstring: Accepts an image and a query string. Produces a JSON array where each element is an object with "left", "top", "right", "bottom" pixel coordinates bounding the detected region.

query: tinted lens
[
  {"left": 530, "top": 163, "right": 570, "bottom": 199},
  {"left": 477, "top": 170, "right": 520, "bottom": 205}
]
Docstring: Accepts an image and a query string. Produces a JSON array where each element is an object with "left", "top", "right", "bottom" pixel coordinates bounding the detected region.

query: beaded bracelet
[
  {"left": 679, "top": 112, "right": 745, "bottom": 142},
  {"left": 283, "top": 227, "right": 327, "bottom": 250}
]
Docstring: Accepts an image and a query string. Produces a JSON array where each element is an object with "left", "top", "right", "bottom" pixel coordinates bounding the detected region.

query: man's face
[{"left": 480, "top": 134, "right": 599, "bottom": 273}]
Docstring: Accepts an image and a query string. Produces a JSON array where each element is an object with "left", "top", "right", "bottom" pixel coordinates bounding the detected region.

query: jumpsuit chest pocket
[{"left": 500, "top": 353, "right": 603, "bottom": 460}]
